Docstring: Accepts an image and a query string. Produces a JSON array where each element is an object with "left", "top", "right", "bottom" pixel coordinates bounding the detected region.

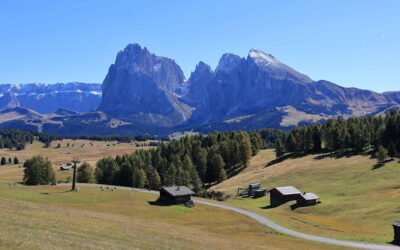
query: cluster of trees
[
  {"left": 23, "top": 155, "right": 55, "bottom": 185},
  {"left": 0, "top": 130, "right": 35, "bottom": 150},
  {"left": 275, "top": 110, "right": 400, "bottom": 161},
  {"left": 0, "top": 156, "right": 19, "bottom": 165},
  {"left": 95, "top": 131, "right": 262, "bottom": 192},
  {"left": 257, "top": 128, "right": 284, "bottom": 149}
]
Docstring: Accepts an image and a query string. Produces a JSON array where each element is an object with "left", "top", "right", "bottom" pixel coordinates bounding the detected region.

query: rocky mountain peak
[
  {"left": 214, "top": 53, "right": 242, "bottom": 74},
  {"left": 247, "top": 48, "right": 312, "bottom": 83},
  {"left": 248, "top": 48, "right": 280, "bottom": 67},
  {"left": 190, "top": 61, "right": 213, "bottom": 79}
]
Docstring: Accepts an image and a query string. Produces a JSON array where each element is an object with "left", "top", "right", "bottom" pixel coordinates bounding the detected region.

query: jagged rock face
[
  {"left": 98, "top": 44, "right": 188, "bottom": 125},
  {"left": 183, "top": 49, "right": 317, "bottom": 123},
  {"left": 0, "top": 83, "right": 101, "bottom": 113},
  {"left": 182, "top": 48, "right": 400, "bottom": 125}
]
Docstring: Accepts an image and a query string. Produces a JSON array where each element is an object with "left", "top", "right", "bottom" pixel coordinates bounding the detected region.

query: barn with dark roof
[
  {"left": 159, "top": 186, "right": 195, "bottom": 204},
  {"left": 269, "top": 186, "right": 302, "bottom": 205}
]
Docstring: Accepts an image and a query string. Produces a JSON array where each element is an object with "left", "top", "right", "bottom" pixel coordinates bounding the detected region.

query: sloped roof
[
  {"left": 161, "top": 186, "right": 195, "bottom": 197},
  {"left": 392, "top": 220, "right": 400, "bottom": 227},
  {"left": 300, "top": 192, "right": 320, "bottom": 200},
  {"left": 273, "top": 186, "right": 301, "bottom": 195}
]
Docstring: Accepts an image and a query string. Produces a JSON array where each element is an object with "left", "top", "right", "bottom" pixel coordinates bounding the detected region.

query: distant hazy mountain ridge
[{"left": 0, "top": 82, "right": 101, "bottom": 113}]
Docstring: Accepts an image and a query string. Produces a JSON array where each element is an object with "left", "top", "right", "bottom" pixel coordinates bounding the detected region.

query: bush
[{"left": 23, "top": 155, "right": 55, "bottom": 185}]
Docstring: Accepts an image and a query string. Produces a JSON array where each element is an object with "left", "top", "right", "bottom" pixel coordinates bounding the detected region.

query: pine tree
[
  {"left": 388, "top": 141, "right": 397, "bottom": 159},
  {"left": 150, "top": 169, "right": 161, "bottom": 190},
  {"left": 312, "top": 124, "right": 322, "bottom": 151},
  {"left": 194, "top": 148, "right": 207, "bottom": 182},
  {"left": 13, "top": 156, "right": 19, "bottom": 164},
  {"left": 132, "top": 168, "right": 146, "bottom": 188},
  {"left": 250, "top": 131, "right": 262, "bottom": 155},
  {"left": 210, "top": 154, "right": 226, "bottom": 183},
  {"left": 275, "top": 139, "right": 285, "bottom": 158},
  {"left": 286, "top": 133, "right": 297, "bottom": 153},
  {"left": 377, "top": 145, "right": 387, "bottom": 163},
  {"left": 1, "top": 157, "right": 6, "bottom": 165},
  {"left": 238, "top": 134, "right": 252, "bottom": 166}
]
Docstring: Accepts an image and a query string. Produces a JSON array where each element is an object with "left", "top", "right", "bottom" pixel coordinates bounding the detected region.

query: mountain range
[
  {"left": 0, "top": 82, "right": 101, "bottom": 113},
  {"left": 0, "top": 43, "right": 399, "bottom": 135}
]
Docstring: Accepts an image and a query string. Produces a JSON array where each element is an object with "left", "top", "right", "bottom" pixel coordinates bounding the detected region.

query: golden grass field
[
  {"left": 0, "top": 139, "right": 155, "bottom": 182},
  {"left": 212, "top": 149, "right": 400, "bottom": 243},
  {"left": 0, "top": 140, "right": 346, "bottom": 249}
]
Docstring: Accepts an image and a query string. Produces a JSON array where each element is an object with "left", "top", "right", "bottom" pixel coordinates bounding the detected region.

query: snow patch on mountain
[{"left": 249, "top": 48, "right": 279, "bottom": 67}]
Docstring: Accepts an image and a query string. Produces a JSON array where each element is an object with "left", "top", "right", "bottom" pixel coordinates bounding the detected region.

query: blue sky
[{"left": 0, "top": 0, "right": 399, "bottom": 92}]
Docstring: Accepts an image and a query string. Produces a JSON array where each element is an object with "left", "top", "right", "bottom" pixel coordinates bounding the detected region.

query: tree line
[
  {"left": 94, "top": 131, "right": 263, "bottom": 192},
  {"left": 0, "top": 129, "right": 164, "bottom": 149},
  {"left": 275, "top": 110, "right": 400, "bottom": 161}
]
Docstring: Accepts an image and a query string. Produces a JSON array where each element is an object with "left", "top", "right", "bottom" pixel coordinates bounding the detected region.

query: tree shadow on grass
[
  {"left": 372, "top": 159, "right": 393, "bottom": 170},
  {"left": 226, "top": 164, "right": 246, "bottom": 179},
  {"left": 265, "top": 152, "right": 308, "bottom": 168}
]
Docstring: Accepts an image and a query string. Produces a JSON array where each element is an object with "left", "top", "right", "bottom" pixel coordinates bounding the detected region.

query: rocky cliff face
[
  {"left": 0, "top": 82, "right": 101, "bottom": 113},
  {"left": 98, "top": 43, "right": 189, "bottom": 126},
  {"left": 181, "top": 48, "right": 400, "bottom": 128}
]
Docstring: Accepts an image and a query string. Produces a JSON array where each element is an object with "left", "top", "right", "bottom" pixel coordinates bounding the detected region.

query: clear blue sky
[{"left": 0, "top": 0, "right": 399, "bottom": 92}]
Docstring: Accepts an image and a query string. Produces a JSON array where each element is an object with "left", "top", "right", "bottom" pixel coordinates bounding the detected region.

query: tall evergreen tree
[
  {"left": 388, "top": 141, "right": 397, "bottom": 159},
  {"left": 377, "top": 145, "right": 387, "bottom": 163},
  {"left": 150, "top": 169, "right": 161, "bottom": 190},
  {"left": 238, "top": 133, "right": 252, "bottom": 166},
  {"left": 275, "top": 139, "right": 285, "bottom": 158},
  {"left": 286, "top": 133, "right": 298, "bottom": 153}
]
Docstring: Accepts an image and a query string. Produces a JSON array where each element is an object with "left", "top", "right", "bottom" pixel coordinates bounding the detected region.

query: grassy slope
[
  {"left": 212, "top": 149, "right": 400, "bottom": 243},
  {"left": 0, "top": 160, "right": 343, "bottom": 249}
]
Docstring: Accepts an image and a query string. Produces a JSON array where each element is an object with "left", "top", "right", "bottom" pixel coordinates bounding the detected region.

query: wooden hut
[
  {"left": 296, "top": 192, "right": 320, "bottom": 206},
  {"left": 159, "top": 186, "right": 195, "bottom": 204},
  {"left": 269, "top": 186, "right": 301, "bottom": 205},
  {"left": 392, "top": 220, "right": 400, "bottom": 243}
]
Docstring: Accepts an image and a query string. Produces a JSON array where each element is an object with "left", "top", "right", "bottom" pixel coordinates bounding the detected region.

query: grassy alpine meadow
[
  {"left": 212, "top": 149, "right": 400, "bottom": 244},
  {"left": 0, "top": 162, "right": 346, "bottom": 249},
  {"left": 0, "top": 139, "right": 156, "bottom": 183}
]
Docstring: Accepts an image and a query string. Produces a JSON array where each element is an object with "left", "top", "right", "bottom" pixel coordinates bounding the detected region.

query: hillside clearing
[{"left": 213, "top": 149, "right": 400, "bottom": 243}]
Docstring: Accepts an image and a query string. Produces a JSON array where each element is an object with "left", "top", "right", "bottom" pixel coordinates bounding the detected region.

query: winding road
[{"left": 59, "top": 183, "right": 399, "bottom": 250}]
